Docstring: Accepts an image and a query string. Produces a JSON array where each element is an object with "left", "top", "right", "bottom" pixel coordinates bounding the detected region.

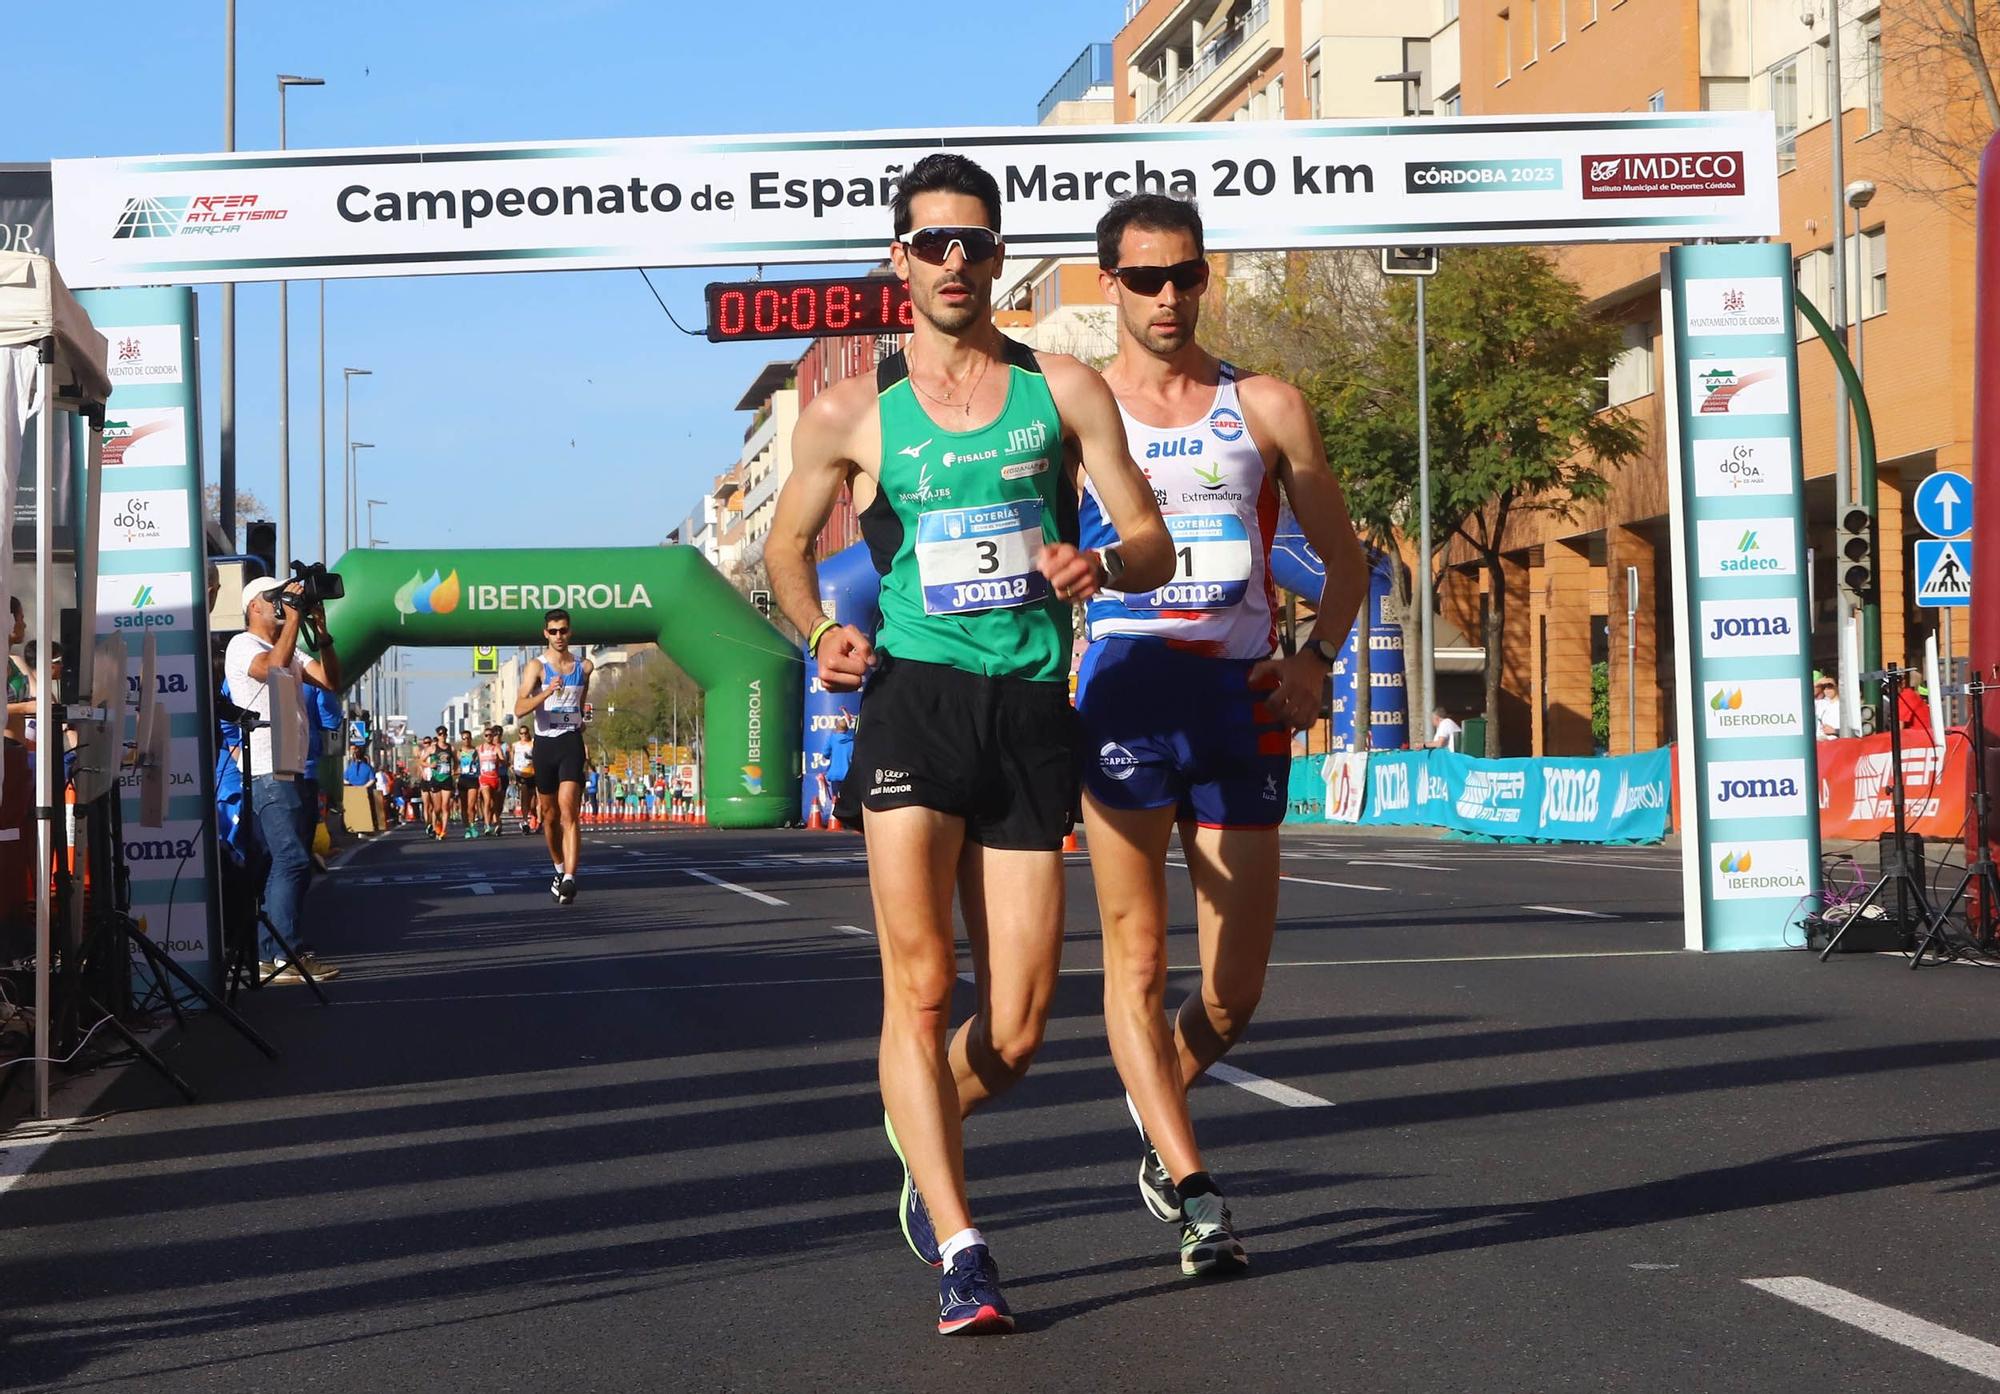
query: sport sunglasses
[
  {"left": 1110, "top": 259, "right": 1210, "bottom": 296},
  {"left": 900, "top": 226, "right": 1001, "bottom": 266}
]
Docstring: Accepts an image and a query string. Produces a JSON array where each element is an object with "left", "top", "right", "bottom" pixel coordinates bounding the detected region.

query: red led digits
[{"left": 704, "top": 277, "right": 914, "bottom": 343}]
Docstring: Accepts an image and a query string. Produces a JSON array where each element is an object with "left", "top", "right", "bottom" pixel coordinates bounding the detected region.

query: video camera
[{"left": 280, "top": 559, "right": 345, "bottom": 613}]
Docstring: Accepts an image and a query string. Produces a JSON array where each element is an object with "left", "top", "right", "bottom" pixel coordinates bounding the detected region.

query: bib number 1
[
  {"left": 916, "top": 499, "right": 1049, "bottom": 615},
  {"left": 1128, "top": 513, "right": 1253, "bottom": 611}
]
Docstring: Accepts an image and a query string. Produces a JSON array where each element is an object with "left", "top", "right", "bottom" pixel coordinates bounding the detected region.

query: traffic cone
[
  {"left": 694, "top": 799, "right": 706, "bottom": 827},
  {"left": 1062, "top": 828, "right": 1080, "bottom": 852},
  {"left": 806, "top": 805, "right": 824, "bottom": 830},
  {"left": 830, "top": 814, "right": 846, "bottom": 831}
]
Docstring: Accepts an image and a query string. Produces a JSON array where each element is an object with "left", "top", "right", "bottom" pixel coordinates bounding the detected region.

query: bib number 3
[{"left": 916, "top": 500, "right": 1049, "bottom": 615}]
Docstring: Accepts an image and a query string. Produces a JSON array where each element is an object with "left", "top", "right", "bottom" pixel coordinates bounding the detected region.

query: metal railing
[
  {"left": 1038, "top": 42, "right": 1114, "bottom": 122},
  {"left": 1136, "top": 0, "right": 1270, "bottom": 124}
]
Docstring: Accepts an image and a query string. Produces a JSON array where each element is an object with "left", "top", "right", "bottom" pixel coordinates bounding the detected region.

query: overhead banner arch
[
  {"left": 49, "top": 112, "right": 1777, "bottom": 287},
  {"left": 322, "top": 546, "right": 800, "bottom": 829}
]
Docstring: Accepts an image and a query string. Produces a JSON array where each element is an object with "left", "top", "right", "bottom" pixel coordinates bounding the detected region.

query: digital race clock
[{"left": 703, "top": 276, "right": 914, "bottom": 343}]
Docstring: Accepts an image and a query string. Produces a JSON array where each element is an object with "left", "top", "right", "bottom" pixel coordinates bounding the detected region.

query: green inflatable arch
[{"left": 322, "top": 547, "right": 801, "bottom": 829}]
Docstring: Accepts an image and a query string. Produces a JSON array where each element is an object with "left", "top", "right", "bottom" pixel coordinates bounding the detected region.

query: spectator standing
[
  {"left": 1813, "top": 675, "right": 1841, "bottom": 739},
  {"left": 1427, "top": 707, "right": 1463, "bottom": 751}
]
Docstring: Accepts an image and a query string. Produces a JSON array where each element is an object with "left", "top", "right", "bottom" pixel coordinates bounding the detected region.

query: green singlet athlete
[{"left": 767, "top": 153, "right": 1172, "bottom": 1336}]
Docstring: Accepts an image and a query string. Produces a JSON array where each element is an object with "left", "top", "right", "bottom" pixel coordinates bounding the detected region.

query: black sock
[{"left": 1177, "top": 1170, "right": 1220, "bottom": 1201}]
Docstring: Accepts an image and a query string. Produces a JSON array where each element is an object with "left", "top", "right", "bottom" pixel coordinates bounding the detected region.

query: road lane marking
[
  {"left": 1206, "top": 1062, "right": 1334, "bottom": 1108},
  {"left": 1347, "top": 860, "right": 1453, "bottom": 872},
  {"left": 1746, "top": 1277, "right": 2000, "bottom": 1382},
  {"left": 468, "top": 883, "right": 494, "bottom": 896},
  {"left": 1524, "top": 904, "right": 1618, "bottom": 920},
  {"left": 1281, "top": 874, "right": 1394, "bottom": 892},
  {"left": 685, "top": 870, "right": 787, "bottom": 906},
  {"left": 832, "top": 924, "right": 873, "bottom": 938}
]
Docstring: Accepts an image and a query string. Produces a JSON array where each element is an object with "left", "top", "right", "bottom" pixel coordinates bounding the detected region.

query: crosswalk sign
[{"left": 1914, "top": 539, "right": 1972, "bottom": 608}]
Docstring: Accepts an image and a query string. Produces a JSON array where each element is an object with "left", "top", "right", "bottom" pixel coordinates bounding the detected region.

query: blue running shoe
[
  {"left": 937, "top": 1244, "right": 1014, "bottom": 1336},
  {"left": 884, "top": 1112, "right": 941, "bottom": 1267}
]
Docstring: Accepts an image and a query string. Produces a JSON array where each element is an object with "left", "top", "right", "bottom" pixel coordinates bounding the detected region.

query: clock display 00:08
[{"left": 704, "top": 277, "right": 914, "bottom": 343}]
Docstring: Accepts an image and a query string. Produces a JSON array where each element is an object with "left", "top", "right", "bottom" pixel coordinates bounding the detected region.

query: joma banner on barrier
[
  {"left": 1351, "top": 748, "right": 1672, "bottom": 842},
  {"left": 51, "top": 113, "right": 1777, "bottom": 287}
]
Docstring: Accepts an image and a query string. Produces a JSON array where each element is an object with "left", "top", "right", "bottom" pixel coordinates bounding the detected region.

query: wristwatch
[
  {"left": 1097, "top": 547, "right": 1126, "bottom": 586},
  {"left": 1303, "top": 637, "right": 1340, "bottom": 666}
]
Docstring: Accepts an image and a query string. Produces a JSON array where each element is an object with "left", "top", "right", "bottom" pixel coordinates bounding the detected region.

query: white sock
[{"left": 938, "top": 1227, "right": 985, "bottom": 1270}]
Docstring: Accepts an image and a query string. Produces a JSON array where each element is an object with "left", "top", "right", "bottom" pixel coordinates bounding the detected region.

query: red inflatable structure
[{"left": 1976, "top": 132, "right": 2000, "bottom": 844}]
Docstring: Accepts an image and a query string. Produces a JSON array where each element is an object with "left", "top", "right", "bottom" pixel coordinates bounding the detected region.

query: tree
[
  {"left": 200, "top": 485, "right": 268, "bottom": 546},
  {"left": 1882, "top": 1, "right": 2000, "bottom": 212},
  {"left": 591, "top": 648, "right": 704, "bottom": 759}
]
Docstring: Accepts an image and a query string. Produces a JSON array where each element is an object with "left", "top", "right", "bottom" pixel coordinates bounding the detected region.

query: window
[
  {"left": 1497, "top": 7, "right": 1512, "bottom": 83},
  {"left": 1857, "top": 225, "right": 1887, "bottom": 319},
  {"left": 1864, "top": 13, "right": 1883, "bottom": 132},
  {"left": 1528, "top": 0, "right": 1539, "bottom": 61},
  {"left": 1554, "top": 0, "right": 1566, "bottom": 44},
  {"left": 1702, "top": 76, "right": 1749, "bottom": 111},
  {"left": 1771, "top": 55, "right": 1799, "bottom": 173},
  {"left": 1649, "top": 90, "right": 1666, "bottom": 112},
  {"left": 1438, "top": 85, "right": 1462, "bottom": 117},
  {"left": 1269, "top": 74, "right": 1285, "bottom": 119},
  {"left": 1306, "top": 53, "right": 1322, "bottom": 118},
  {"left": 1443, "top": 0, "right": 1459, "bottom": 19},
  {"left": 1794, "top": 248, "right": 1830, "bottom": 340},
  {"left": 1606, "top": 320, "right": 1655, "bottom": 405}
]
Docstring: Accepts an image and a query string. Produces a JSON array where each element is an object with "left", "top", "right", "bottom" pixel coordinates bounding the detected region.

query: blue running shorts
[{"left": 1075, "top": 636, "right": 1292, "bottom": 829}]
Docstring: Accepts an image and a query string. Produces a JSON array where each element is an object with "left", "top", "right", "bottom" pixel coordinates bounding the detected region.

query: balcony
[
  {"left": 1137, "top": 0, "right": 1273, "bottom": 124},
  {"left": 1038, "top": 42, "right": 1113, "bottom": 122}
]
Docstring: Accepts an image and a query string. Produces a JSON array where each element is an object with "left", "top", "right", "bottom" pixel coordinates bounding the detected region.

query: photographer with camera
[{"left": 224, "top": 574, "right": 344, "bottom": 982}]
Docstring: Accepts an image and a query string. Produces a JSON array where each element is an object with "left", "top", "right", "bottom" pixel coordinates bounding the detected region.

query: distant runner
[
  {"left": 478, "top": 725, "right": 506, "bottom": 835},
  {"left": 766, "top": 152, "right": 1171, "bottom": 1336},
  {"left": 516, "top": 608, "right": 591, "bottom": 903},
  {"left": 1078, "top": 193, "right": 1366, "bottom": 1276}
]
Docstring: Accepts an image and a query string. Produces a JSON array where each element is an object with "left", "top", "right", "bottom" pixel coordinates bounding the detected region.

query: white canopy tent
[{"left": 0, "top": 252, "right": 109, "bottom": 1117}]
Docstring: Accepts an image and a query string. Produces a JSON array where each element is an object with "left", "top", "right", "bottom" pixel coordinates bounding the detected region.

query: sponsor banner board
[
  {"left": 1815, "top": 729, "right": 1971, "bottom": 841},
  {"left": 0, "top": 164, "right": 54, "bottom": 255},
  {"left": 1323, "top": 752, "right": 1368, "bottom": 824},
  {"left": 75, "top": 286, "right": 222, "bottom": 985},
  {"left": 1353, "top": 748, "right": 1671, "bottom": 843},
  {"left": 52, "top": 112, "right": 1778, "bottom": 287},
  {"left": 1660, "top": 244, "right": 1819, "bottom": 950}
]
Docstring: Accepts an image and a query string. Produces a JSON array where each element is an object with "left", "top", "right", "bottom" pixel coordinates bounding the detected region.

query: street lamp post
[
  {"left": 220, "top": 0, "right": 237, "bottom": 546},
  {"left": 340, "top": 368, "right": 370, "bottom": 557},
  {"left": 346, "top": 442, "right": 374, "bottom": 557},
  {"left": 275, "top": 75, "right": 324, "bottom": 573}
]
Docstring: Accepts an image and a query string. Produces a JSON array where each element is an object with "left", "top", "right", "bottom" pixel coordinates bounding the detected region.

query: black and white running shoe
[
  {"left": 558, "top": 875, "right": 578, "bottom": 904},
  {"left": 1179, "top": 1191, "right": 1249, "bottom": 1278},
  {"left": 550, "top": 871, "right": 566, "bottom": 902},
  {"left": 1125, "top": 1092, "right": 1180, "bottom": 1222}
]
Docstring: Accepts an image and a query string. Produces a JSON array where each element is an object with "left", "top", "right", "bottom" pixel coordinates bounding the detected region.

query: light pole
[
  {"left": 1377, "top": 68, "right": 1437, "bottom": 736},
  {"left": 220, "top": 0, "right": 237, "bottom": 546},
  {"left": 340, "top": 368, "right": 370, "bottom": 557},
  {"left": 275, "top": 75, "right": 324, "bottom": 572},
  {"left": 346, "top": 442, "right": 374, "bottom": 556}
]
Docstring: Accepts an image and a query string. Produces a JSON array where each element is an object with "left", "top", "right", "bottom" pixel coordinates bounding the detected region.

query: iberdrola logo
[
  {"left": 393, "top": 568, "right": 461, "bottom": 622},
  {"left": 1718, "top": 850, "right": 1753, "bottom": 874},
  {"left": 741, "top": 764, "right": 763, "bottom": 795},
  {"left": 1709, "top": 688, "right": 1743, "bottom": 712}
]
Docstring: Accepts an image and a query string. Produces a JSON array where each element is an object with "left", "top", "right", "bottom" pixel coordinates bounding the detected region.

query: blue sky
[{"left": 6, "top": 0, "right": 1111, "bottom": 722}]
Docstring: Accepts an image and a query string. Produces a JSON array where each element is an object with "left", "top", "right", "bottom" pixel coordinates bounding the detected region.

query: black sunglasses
[
  {"left": 901, "top": 226, "right": 1001, "bottom": 266},
  {"left": 1110, "top": 259, "right": 1209, "bottom": 296},
  {"left": 546, "top": 626, "right": 570, "bottom": 636}
]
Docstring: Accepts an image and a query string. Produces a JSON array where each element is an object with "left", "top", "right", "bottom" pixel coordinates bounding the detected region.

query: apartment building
[
  {"left": 1453, "top": 0, "right": 1975, "bottom": 756},
  {"left": 733, "top": 360, "right": 801, "bottom": 570}
]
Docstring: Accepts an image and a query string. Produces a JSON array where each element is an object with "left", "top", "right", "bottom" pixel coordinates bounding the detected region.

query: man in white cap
[{"left": 224, "top": 576, "right": 344, "bottom": 981}]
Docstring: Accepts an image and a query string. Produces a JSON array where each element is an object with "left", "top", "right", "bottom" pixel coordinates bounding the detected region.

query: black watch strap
[{"left": 1306, "top": 637, "right": 1341, "bottom": 665}]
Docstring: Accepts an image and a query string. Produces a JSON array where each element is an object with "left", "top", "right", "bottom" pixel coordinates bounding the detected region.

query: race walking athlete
[
  {"left": 455, "top": 733, "right": 481, "bottom": 838},
  {"left": 427, "top": 727, "right": 456, "bottom": 840},
  {"left": 478, "top": 725, "right": 506, "bottom": 835},
  {"left": 515, "top": 608, "right": 591, "bottom": 903},
  {"left": 1078, "top": 193, "right": 1367, "bottom": 1275},
  {"left": 767, "top": 153, "right": 1172, "bottom": 1336},
  {"left": 512, "top": 727, "right": 538, "bottom": 833}
]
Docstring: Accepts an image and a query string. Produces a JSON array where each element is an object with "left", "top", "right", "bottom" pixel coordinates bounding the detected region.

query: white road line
[
  {"left": 684, "top": 870, "right": 787, "bottom": 906},
  {"left": 1206, "top": 1062, "right": 1334, "bottom": 1108},
  {"left": 1746, "top": 1277, "right": 2000, "bottom": 1382},
  {"left": 1281, "top": 874, "right": 1395, "bottom": 892},
  {"left": 1523, "top": 904, "right": 1619, "bottom": 920},
  {"left": 1347, "top": 859, "right": 1454, "bottom": 872},
  {"left": 467, "top": 883, "right": 494, "bottom": 896},
  {"left": 832, "top": 924, "right": 873, "bottom": 938}
]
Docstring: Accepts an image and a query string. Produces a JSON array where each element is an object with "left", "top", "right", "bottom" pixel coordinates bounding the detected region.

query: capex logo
[
  {"left": 1581, "top": 151, "right": 1745, "bottom": 199},
  {"left": 111, "top": 193, "right": 288, "bottom": 239}
]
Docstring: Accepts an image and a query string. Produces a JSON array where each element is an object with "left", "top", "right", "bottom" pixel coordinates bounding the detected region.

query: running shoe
[
  {"left": 937, "top": 1244, "right": 1013, "bottom": 1336},
  {"left": 1179, "top": 1191, "right": 1248, "bottom": 1278},
  {"left": 1125, "top": 1092, "right": 1180, "bottom": 1223},
  {"left": 558, "top": 875, "right": 578, "bottom": 904},
  {"left": 550, "top": 872, "right": 565, "bottom": 902},
  {"left": 883, "top": 1112, "right": 941, "bottom": 1266}
]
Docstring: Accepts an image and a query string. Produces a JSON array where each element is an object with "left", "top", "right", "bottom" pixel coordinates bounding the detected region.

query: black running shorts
[
  {"left": 532, "top": 730, "right": 586, "bottom": 794},
  {"left": 837, "top": 654, "right": 1077, "bottom": 851}
]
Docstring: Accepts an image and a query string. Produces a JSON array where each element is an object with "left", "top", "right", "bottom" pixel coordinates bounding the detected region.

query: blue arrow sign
[
  {"left": 1913, "top": 471, "right": 1973, "bottom": 539},
  {"left": 1914, "top": 538, "right": 1973, "bottom": 608}
]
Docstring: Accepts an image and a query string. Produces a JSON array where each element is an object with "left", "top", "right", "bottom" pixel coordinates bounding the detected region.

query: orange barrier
[{"left": 1816, "top": 726, "right": 1971, "bottom": 840}]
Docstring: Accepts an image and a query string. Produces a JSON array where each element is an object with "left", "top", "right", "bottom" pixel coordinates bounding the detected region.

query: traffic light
[
  {"left": 1837, "top": 505, "right": 1874, "bottom": 604},
  {"left": 1380, "top": 246, "right": 1438, "bottom": 277},
  {"left": 750, "top": 589, "right": 773, "bottom": 618},
  {"left": 244, "top": 519, "right": 276, "bottom": 578}
]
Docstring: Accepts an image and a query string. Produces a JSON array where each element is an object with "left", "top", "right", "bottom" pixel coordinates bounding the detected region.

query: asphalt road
[{"left": 6, "top": 824, "right": 2000, "bottom": 1392}]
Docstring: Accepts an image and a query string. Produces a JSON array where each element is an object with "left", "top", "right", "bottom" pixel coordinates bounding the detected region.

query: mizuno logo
[{"left": 899, "top": 439, "right": 932, "bottom": 459}]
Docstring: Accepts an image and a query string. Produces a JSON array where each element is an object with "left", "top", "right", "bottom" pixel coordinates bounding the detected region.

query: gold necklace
[{"left": 908, "top": 349, "right": 990, "bottom": 417}]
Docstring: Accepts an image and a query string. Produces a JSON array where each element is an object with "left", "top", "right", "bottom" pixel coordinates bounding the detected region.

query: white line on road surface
[
  {"left": 1206, "top": 1062, "right": 1334, "bottom": 1108},
  {"left": 1281, "top": 874, "right": 1395, "bottom": 892},
  {"left": 685, "top": 870, "right": 787, "bottom": 906},
  {"left": 1746, "top": 1277, "right": 2000, "bottom": 1382},
  {"left": 832, "top": 924, "right": 873, "bottom": 938},
  {"left": 467, "top": 883, "right": 494, "bottom": 896},
  {"left": 1347, "top": 860, "right": 1453, "bottom": 872},
  {"left": 1523, "top": 904, "right": 1619, "bottom": 920}
]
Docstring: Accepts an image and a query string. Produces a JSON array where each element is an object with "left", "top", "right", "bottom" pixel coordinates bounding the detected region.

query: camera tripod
[
  {"left": 1928, "top": 669, "right": 2000, "bottom": 961},
  {"left": 1818, "top": 665, "right": 1953, "bottom": 962}
]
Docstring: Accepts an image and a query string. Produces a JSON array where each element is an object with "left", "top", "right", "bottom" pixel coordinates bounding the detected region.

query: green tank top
[{"left": 860, "top": 339, "right": 1075, "bottom": 682}]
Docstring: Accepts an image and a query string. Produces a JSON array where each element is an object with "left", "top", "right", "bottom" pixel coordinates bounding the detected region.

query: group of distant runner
[{"left": 763, "top": 155, "right": 1368, "bottom": 1334}]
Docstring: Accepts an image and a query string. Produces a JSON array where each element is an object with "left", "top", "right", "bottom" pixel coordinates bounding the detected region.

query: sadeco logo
[{"left": 393, "top": 569, "right": 462, "bottom": 620}]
